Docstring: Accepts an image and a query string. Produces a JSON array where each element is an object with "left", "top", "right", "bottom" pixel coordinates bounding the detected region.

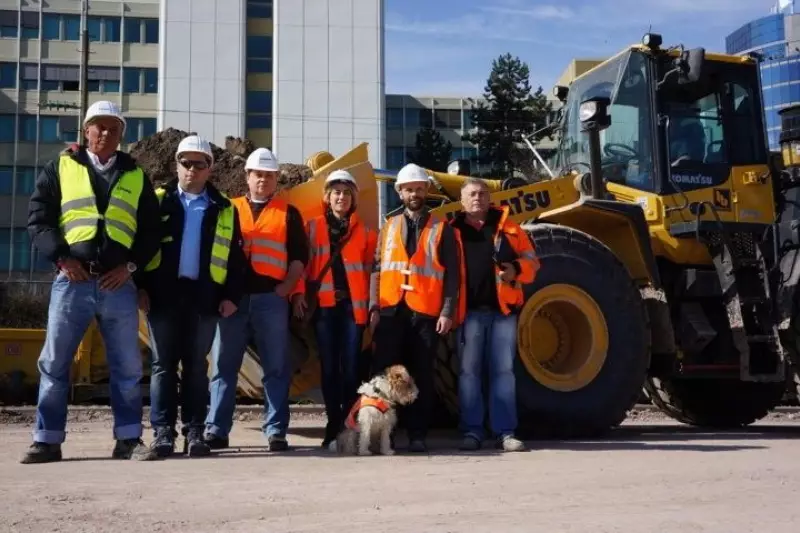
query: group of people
[{"left": 19, "top": 100, "right": 540, "bottom": 464}]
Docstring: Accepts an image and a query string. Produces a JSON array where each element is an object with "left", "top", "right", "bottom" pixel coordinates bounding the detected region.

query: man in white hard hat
[
  {"left": 204, "top": 147, "right": 308, "bottom": 452},
  {"left": 138, "top": 134, "right": 247, "bottom": 458},
  {"left": 23, "top": 100, "right": 162, "bottom": 464},
  {"left": 368, "top": 162, "right": 461, "bottom": 453}
]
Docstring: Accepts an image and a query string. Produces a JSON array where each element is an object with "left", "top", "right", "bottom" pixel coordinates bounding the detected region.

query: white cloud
[{"left": 480, "top": 5, "right": 575, "bottom": 20}]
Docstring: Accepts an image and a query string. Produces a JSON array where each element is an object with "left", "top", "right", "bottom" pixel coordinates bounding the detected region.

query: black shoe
[
  {"left": 113, "top": 438, "right": 158, "bottom": 461},
  {"left": 408, "top": 439, "right": 428, "bottom": 453},
  {"left": 184, "top": 430, "right": 211, "bottom": 458},
  {"left": 267, "top": 435, "right": 288, "bottom": 452},
  {"left": 150, "top": 427, "right": 176, "bottom": 458},
  {"left": 20, "top": 442, "right": 62, "bottom": 464},
  {"left": 203, "top": 433, "right": 229, "bottom": 450}
]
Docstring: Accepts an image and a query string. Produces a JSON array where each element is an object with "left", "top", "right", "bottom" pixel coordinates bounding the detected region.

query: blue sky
[{"left": 384, "top": 0, "right": 780, "bottom": 97}]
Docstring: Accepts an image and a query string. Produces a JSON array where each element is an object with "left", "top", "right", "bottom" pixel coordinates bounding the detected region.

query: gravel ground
[{"left": 1, "top": 407, "right": 800, "bottom": 533}]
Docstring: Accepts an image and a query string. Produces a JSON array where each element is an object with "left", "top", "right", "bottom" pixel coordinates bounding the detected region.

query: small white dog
[{"left": 329, "top": 365, "right": 419, "bottom": 456}]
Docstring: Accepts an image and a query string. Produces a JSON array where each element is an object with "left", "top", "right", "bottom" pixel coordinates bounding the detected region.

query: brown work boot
[
  {"left": 20, "top": 442, "right": 62, "bottom": 464},
  {"left": 113, "top": 438, "right": 159, "bottom": 461}
]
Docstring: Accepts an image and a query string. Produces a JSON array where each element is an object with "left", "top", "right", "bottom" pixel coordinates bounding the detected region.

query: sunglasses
[{"left": 179, "top": 159, "right": 210, "bottom": 170}]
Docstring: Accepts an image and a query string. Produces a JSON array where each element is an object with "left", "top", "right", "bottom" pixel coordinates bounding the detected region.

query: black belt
[{"left": 81, "top": 260, "right": 111, "bottom": 277}]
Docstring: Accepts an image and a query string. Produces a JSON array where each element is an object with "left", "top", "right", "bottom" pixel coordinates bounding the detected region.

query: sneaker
[
  {"left": 113, "top": 438, "right": 158, "bottom": 461},
  {"left": 408, "top": 439, "right": 428, "bottom": 453},
  {"left": 499, "top": 435, "right": 526, "bottom": 452},
  {"left": 150, "top": 427, "right": 176, "bottom": 458},
  {"left": 20, "top": 442, "right": 62, "bottom": 464},
  {"left": 267, "top": 435, "right": 288, "bottom": 452},
  {"left": 203, "top": 433, "right": 229, "bottom": 450},
  {"left": 184, "top": 430, "right": 211, "bottom": 458},
  {"left": 459, "top": 435, "right": 481, "bottom": 451}
]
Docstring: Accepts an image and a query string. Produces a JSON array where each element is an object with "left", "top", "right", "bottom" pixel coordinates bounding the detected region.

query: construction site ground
[{"left": 1, "top": 406, "right": 799, "bottom": 533}]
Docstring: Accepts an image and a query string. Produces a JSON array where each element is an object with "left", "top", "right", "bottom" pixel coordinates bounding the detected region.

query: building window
[
  {"left": 247, "top": 36, "right": 272, "bottom": 58},
  {"left": 20, "top": 11, "right": 39, "bottom": 39},
  {"left": 7, "top": 114, "right": 78, "bottom": 143},
  {"left": 247, "top": 58, "right": 272, "bottom": 73},
  {"left": 0, "top": 166, "right": 11, "bottom": 193},
  {"left": 15, "top": 166, "right": 36, "bottom": 195},
  {"left": 386, "top": 108, "right": 403, "bottom": 129},
  {"left": 246, "top": 90, "right": 272, "bottom": 114},
  {"left": 386, "top": 147, "right": 406, "bottom": 170},
  {"left": 64, "top": 14, "right": 80, "bottom": 41},
  {"left": 0, "top": 9, "right": 18, "bottom": 38},
  {"left": 124, "top": 117, "right": 157, "bottom": 144},
  {"left": 0, "top": 228, "right": 35, "bottom": 272},
  {"left": 124, "top": 17, "right": 158, "bottom": 44},
  {"left": 0, "top": 115, "right": 14, "bottom": 141},
  {"left": 247, "top": 1, "right": 273, "bottom": 18},
  {"left": 246, "top": 114, "right": 272, "bottom": 129},
  {"left": 434, "top": 108, "right": 461, "bottom": 129},
  {"left": 0, "top": 62, "right": 16, "bottom": 89},
  {"left": 122, "top": 67, "right": 157, "bottom": 94},
  {"left": 42, "top": 14, "right": 59, "bottom": 39}
]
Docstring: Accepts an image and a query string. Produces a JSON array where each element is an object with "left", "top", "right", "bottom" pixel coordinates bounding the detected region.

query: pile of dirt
[
  {"left": 0, "top": 283, "right": 50, "bottom": 329},
  {"left": 129, "top": 128, "right": 314, "bottom": 197}
]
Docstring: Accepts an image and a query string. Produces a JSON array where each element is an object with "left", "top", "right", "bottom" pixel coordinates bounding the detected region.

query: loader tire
[
  {"left": 643, "top": 377, "right": 785, "bottom": 427},
  {"left": 432, "top": 224, "right": 650, "bottom": 438}
]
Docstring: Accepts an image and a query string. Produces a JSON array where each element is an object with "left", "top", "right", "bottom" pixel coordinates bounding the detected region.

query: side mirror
[
  {"left": 553, "top": 85, "right": 569, "bottom": 103},
  {"left": 682, "top": 47, "right": 705, "bottom": 83},
  {"left": 580, "top": 96, "right": 611, "bottom": 201}
]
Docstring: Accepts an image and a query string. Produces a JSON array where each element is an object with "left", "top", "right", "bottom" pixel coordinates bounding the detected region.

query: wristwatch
[{"left": 126, "top": 262, "right": 138, "bottom": 273}]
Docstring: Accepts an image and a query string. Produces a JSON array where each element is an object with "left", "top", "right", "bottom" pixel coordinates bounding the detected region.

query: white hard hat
[
  {"left": 325, "top": 169, "right": 359, "bottom": 191},
  {"left": 83, "top": 100, "right": 126, "bottom": 132},
  {"left": 245, "top": 147, "right": 279, "bottom": 172},
  {"left": 176, "top": 135, "right": 214, "bottom": 164},
  {"left": 395, "top": 163, "right": 430, "bottom": 192}
]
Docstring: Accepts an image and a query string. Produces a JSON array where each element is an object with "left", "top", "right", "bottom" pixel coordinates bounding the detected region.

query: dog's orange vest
[{"left": 344, "top": 395, "right": 391, "bottom": 431}]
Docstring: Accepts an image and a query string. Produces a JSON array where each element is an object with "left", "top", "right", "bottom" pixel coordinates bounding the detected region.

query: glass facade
[
  {"left": 244, "top": 1, "right": 273, "bottom": 145},
  {"left": 726, "top": 6, "right": 800, "bottom": 150}
]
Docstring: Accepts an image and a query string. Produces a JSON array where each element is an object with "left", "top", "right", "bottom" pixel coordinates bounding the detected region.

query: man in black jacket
[
  {"left": 21, "top": 100, "right": 161, "bottom": 464},
  {"left": 137, "top": 134, "right": 246, "bottom": 458}
]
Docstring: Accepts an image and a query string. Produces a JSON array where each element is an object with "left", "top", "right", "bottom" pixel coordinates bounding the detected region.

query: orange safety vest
[
  {"left": 453, "top": 205, "right": 540, "bottom": 325},
  {"left": 344, "top": 395, "right": 392, "bottom": 431},
  {"left": 378, "top": 213, "right": 446, "bottom": 317},
  {"left": 231, "top": 196, "right": 289, "bottom": 280},
  {"left": 306, "top": 211, "right": 376, "bottom": 325}
]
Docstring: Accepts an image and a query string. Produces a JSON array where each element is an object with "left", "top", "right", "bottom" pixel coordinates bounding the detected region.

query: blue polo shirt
[{"left": 177, "top": 185, "right": 209, "bottom": 280}]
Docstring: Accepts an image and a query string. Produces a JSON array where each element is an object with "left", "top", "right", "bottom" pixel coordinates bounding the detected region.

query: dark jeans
[
  {"left": 314, "top": 299, "right": 364, "bottom": 440},
  {"left": 147, "top": 279, "right": 219, "bottom": 436},
  {"left": 371, "top": 303, "right": 437, "bottom": 441}
]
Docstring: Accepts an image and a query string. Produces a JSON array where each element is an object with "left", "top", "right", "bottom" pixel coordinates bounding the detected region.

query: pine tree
[
  {"left": 463, "top": 53, "right": 553, "bottom": 179},
  {"left": 409, "top": 127, "right": 453, "bottom": 172}
]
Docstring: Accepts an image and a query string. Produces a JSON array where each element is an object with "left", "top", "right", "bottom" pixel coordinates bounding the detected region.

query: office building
[
  {"left": 0, "top": 0, "right": 384, "bottom": 278},
  {"left": 726, "top": 0, "right": 800, "bottom": 149}
]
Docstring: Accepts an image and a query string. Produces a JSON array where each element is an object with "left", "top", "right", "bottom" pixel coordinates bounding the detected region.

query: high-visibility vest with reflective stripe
[
  {"left": 57, "top": 154, "right": 143, "bottom": 248},
  {"left": 378, "top": 213, "right": 446, "bottom": 317},
  {"left": 307, "top": 212, "right": 375, "bottom": 325},
  {"left": 144, "top": 186, "right": 235, "bottom": 285},
  {"left": 453, "top": 206, "right": 540, "bottom": 325},
  {"left": 231, "top": 195, "right": 288, "bottom": 280}
]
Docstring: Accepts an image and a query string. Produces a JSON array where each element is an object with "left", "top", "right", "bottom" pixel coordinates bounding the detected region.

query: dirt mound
[{"left": 129, "top": 128, "right": 313, "bottom": 198}]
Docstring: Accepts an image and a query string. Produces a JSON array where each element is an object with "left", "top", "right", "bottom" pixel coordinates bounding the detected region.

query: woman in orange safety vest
[{"left": 292, "top": 169, "right": 377, "bottom": 447}]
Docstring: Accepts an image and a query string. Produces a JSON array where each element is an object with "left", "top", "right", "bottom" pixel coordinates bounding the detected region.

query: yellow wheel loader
[{"left": 396, "top": 34, "right": 796, "bottom": 437}]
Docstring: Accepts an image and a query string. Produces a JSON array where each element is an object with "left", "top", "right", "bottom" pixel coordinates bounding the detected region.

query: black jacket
[
  {"left": 138, "top": 178, "right": 247, "bottom": 316},
  {"left": 27, "top": 147, "right": 161, "bottom": 284}
]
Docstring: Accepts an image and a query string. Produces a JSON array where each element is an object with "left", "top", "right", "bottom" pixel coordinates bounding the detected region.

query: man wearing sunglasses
[{"left": 137, "top": 135, "right": 247, "bottom": 458}]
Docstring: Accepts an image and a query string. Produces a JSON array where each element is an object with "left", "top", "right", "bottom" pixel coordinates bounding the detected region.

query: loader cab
[{"left": 554, "top": 43, "right": 768, "bottom": 196}]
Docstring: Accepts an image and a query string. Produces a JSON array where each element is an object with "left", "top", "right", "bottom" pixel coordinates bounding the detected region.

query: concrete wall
[
  {"left": 273, "top": 0, "right": 385, "bottom": 167},
  {"left": 158, "top": 0, "right": 246, "bottom": 144}
]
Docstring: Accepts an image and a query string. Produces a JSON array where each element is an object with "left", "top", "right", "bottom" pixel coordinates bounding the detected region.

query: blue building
[{"left": 726, "top": 0, "right": 800, "bottom": 150}]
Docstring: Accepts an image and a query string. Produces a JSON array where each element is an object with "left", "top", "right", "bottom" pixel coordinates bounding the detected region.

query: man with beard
[
  {"left": 368, "top": 163, "right": 461, "bottom": 453},
  {"left": 204, "top": 147, "right": 308, "bottom": 452}
]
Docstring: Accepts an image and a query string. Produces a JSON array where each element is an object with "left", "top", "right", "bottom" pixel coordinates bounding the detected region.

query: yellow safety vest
[
  {"left": 58, "top": 155, "right": 144, "bottom": 249},
  {"left": 144, "top": 187, "right": 235, "bottom": 285}
]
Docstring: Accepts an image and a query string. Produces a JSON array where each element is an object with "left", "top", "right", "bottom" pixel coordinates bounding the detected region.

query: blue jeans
[
  {"left": 33, "top": 273, "right": 143, "bottom": 444},
  {"left": 457, "top": 309, "right": 518, "bottom": 440},
  {"left": 314, "top": 299, "right": 363, "bottom": 439},
  {"left": 205, "top": 292, "right": 290, "bottom": 439},
  {"left": 147, "top": 285, "right": 218, "bottom": 435}
]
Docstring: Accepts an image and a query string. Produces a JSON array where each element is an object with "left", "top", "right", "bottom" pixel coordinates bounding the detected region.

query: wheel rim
[{"left": 517, "top": 284, "right": 609, "bottom": 392}]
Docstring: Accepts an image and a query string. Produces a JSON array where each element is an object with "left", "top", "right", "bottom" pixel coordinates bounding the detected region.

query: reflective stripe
[
  {"left": 105, "top": 218, "right": 136, "bottom": 241},
  {"left": 521, "top": 251, "right": 537, "bottom": 260},
  {"left": 319, "top": 282, "right": 334, "bottom": 292},
  {"left": 107, "top": 196, "right": 137, "bottom": 219},
  {"left": 210, "top": 256, "right": 228, "bottom": 269},
  {"left": 61, "top": 197, "right": 96, "bottom": 211},
  {"left": 344, "top": 262, "right": 366, "bottom": 273},
  {"left": 352, "top": 300, "right": 368, "bottom": 310},
  {"left": 62, "top": 217, "right": 101, "bottom": 233},
  {"left": 214, "top": 234, "right": 231, "bottom": 247},
  {"left": 251, "top": 237, "right": 286, "bottom": 252},
  {"left": 251, "top": 254, "right": 287, "bottom": 270},
  {"left": 313, "top": 244, "right": 330, "bottom": 257}
]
